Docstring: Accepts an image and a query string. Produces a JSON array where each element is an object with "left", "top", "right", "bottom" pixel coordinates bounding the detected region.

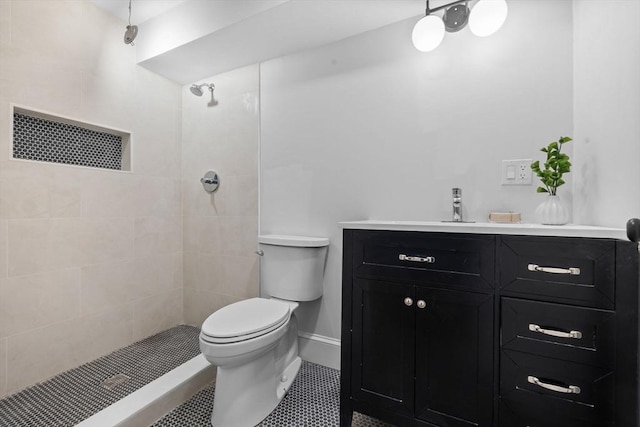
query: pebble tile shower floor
[
  {"left": 0, "top": 324, "right": 391, "bottom": 426},
  {"left": 0, "top": 325, "right": 201, "bottom": 427}
]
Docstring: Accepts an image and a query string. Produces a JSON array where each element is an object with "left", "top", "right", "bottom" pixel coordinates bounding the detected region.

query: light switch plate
[{"left": 501, "top": 159, "right": 532, "bottom": 185}]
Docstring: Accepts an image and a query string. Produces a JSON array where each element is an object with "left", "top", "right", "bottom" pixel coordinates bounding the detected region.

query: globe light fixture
[
  {"left": 469, "top": 0, "right": 508, "bottom": 37},
  {"left": 412, "top": 0, "right": 508, "bottom": 52},
  {"left": 412, "top": 15, "right": 446, "bottom": 52}
]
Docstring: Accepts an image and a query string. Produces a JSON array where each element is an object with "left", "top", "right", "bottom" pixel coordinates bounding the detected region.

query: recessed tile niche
[{"left": 12, "top": 106, "right": 131, "bottom": 171}]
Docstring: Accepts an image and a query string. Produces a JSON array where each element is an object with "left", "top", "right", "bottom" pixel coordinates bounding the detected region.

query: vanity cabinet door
[
  {"left": 351, "top": 279, "right": 415, "bottom": 417},
  {"left": 414, "top": 288, "right": 494, "bottom": 427}
]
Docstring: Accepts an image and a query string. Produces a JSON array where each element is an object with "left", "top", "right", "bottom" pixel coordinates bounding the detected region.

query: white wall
[
  {"left": 260, "top": 0, "right": 575, "bottom": 339},
  {"left": 573, "top": 0, "right": 640, "bottom": 226}
]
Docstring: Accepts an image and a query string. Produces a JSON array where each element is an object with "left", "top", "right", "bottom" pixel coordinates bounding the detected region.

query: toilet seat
[{"left": 201, "top": 298, "right": 291, "bottom": 344}]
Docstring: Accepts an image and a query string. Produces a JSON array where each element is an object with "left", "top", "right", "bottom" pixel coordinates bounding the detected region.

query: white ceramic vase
[{"left": 535, "top": 195, "right": 569, "bottom": 225}]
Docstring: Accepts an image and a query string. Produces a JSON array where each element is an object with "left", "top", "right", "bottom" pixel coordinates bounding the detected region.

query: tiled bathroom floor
[
  {"left": 0, "top": 324, "right": 391, "bottom": 427},
  {"left": 0, "top": 325, "right": 201, "bottom": 427},
  {"left": 153, "top": 360, "right": 393, "bottom": 427}
]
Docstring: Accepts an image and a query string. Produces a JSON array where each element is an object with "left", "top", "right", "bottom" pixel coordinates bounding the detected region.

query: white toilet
[{"left": 199, "top": 234, "right": 329, "bottom": 427}]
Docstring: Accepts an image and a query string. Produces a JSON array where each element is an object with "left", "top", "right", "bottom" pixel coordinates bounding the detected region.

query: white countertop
[{"left": 339, "top": 220, "right": 629, "bottom": 240}]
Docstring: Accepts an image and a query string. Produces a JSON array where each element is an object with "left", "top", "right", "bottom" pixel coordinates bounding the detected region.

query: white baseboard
[
  {"left": 76, "top": 355, "right": 215, "bottom": 427},
  {"left": 298, "top": 331, "right": 341, "bottom": 370}
]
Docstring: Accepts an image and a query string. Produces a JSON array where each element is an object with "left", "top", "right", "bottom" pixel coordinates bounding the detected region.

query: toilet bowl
[
  {"left": 199, "top": 234, "right": 329, "bottom": 427},
  {"left": 200, "top": 298, "right": 300, "bottom": 427}
]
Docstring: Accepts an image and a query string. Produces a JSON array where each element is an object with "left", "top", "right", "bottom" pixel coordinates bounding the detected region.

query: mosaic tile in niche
[{"left": 12, "top": 113, "right": 123, "bottom": 170}]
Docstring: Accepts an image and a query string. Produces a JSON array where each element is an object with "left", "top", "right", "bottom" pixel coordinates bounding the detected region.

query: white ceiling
[
  {"left": 91, "top": 0, "right": 424, "bottom": 84},
  {"left": 90, "top": 0, "right": 188, "bottom": 24}
]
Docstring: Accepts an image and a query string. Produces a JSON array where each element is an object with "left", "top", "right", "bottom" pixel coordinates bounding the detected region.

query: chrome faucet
[{"left": 452, "top": 188, "right": 462, "bottom": 222}]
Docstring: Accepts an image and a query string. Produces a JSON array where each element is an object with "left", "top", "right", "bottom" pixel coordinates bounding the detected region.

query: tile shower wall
[
  {"left": 181, "top": 64, "right": 260, "bottom": 327},
  {"left": 0, "top": 0, "right": 183, "bottom": 397}
]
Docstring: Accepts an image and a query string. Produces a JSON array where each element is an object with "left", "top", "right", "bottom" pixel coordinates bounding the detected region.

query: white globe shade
[
  {"left": 469, "top": 0, "right": 508, "bottom": 37},
  {"left": 412, "top": 15, "right": 445, "bottom": 52}
]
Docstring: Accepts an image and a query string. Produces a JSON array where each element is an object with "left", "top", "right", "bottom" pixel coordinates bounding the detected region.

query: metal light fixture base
[{"left": 443, "top": 3, "right": 470, "bottom": 33}]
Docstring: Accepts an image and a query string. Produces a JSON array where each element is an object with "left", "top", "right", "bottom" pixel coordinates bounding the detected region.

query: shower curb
[{"left": 76, "top": 355, "right": 215, "bottom": 427}]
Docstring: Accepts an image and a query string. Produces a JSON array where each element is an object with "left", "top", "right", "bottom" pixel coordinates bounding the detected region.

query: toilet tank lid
[{"left": 258, "top": 234, "right": 329, "bottom": 247}]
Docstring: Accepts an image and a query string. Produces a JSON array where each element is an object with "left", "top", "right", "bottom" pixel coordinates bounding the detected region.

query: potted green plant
[{"left": 530, "top": 136, "right": 572, "bottom": 224}]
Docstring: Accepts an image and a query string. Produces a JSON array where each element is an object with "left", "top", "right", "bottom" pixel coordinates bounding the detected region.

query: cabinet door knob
[
  {"left": 404, "top": 297, "right": 413, "bottom": 307},
  {"left": 417, "top": 300, "right": 426, "bottom": 309}
]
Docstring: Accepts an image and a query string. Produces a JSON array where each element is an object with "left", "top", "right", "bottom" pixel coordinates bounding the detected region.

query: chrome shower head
[
  {"left": 124, "top": 0, "right": 137, "bottom": 45},
  {"left": 190, "top": 83, "right": 215, "bottom": 97},
  {"left": 124, "top": 25, "right": 138, "bottom": 45},
  {"left": 190, "top": 84, "right": 203, "bottom": 96}
]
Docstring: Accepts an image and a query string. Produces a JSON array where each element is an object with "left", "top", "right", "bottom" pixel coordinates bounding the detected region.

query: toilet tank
[{"left": 258, "top": 234, "right": 329, "bottom": 302}]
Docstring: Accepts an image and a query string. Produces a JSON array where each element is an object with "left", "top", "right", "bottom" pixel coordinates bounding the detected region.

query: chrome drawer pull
[
  {"left": 399, "top": 254, "right": 435, "bottom": 263},
  {"left": 528, "top": 264, "right": 581, "bottom": 275},
  {"left": 527, "top": 376, "right": 581, "bottom": 394},
  {"left": 528, "top": 324, "right": 582, "bottom": 339}
]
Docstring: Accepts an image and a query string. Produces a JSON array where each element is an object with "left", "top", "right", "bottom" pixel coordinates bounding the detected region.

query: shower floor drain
[{"left": 101, "top": 373, "right": 131, "bottom": 390}]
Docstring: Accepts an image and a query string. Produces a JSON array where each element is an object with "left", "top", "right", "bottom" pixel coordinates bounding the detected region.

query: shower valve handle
[{"left": 200, "top": 171, "right": 220, "bottom": 193}]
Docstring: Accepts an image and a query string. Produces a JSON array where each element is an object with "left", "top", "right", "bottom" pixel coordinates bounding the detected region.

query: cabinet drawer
[
  {"left": 499, "top": 236, "right": 615, "bottom": 308},
  {"left": 501, "top": 298, "right": 615, "bottom": 367},
  {"left": 500, "top": 350, "right": 614, "bottom": 425},
  {"left": 353, "top": 231, "right": 494, "bottom": 292},
  {"left": 499, "top": 398, "right": 610, "bottom": 427}
]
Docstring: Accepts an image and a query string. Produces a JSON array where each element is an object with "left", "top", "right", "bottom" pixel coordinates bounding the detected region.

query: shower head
[
  {"left": 190, "top": 83, "right": 215, "bottom": 97},
  {"left": 124, "top": 25, "right": 138, "bottom": 45},
  {"left": 124, "top": 0, "right": 137, "bottom": 45},
  {"left": 190, "top": 85, "right": 203, "bottom": 96}
]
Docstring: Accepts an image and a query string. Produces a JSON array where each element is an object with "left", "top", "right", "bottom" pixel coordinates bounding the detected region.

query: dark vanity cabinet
[
  {"left": 341, "top": 229, "right": 640, "bottom": 427},
  {"left": 342, "top": 231, "right": 495, "bottom": 426}
]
